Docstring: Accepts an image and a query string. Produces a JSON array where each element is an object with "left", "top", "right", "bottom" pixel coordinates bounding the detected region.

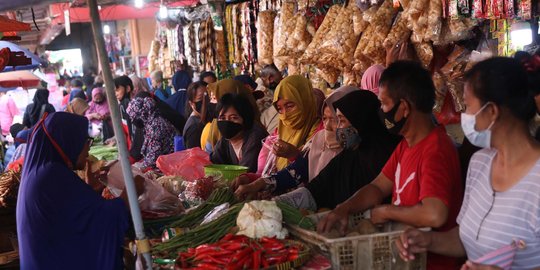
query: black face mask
[
  {"left": 268, "top": 81, "right": 279, "bottom": 91},
  {"left": 378, "top": 102, "right": 407, "bottom": 135},
  {"left": 194, "top": 101, "right": 203, "bottom": 113},
  {"left": 217, "top": 121, "right": 243, "bottom": 139}
]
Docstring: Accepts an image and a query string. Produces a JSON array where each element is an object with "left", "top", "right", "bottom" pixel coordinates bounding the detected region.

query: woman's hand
[
  {"left": 272, "top": 139, "right": 300, "bottom": 159},
  {"left": 395, "top": 228, "right": 432, "bottom": 262},
  {"left": 84, "top": 160, "right": 107, "bottom": 192},
  {"left": 230, "top": 174, "right": 251, "bottom": 191},
  {"left": 460, "top": 261, "right": 503, "bottom": 270},
  {"left": 235, "top": 179, "right": 266, "bottom": 200}
]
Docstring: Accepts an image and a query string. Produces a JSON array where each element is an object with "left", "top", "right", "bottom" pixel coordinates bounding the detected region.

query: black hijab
[
  {"left": 307, "top": 90, "right": 400, "bottom": 209},
  {"left": 332, "top": 90, "right": 392, "bottom": 144},
  {"left": 28, "top": 89, "right": 51, "bottom": 127}
]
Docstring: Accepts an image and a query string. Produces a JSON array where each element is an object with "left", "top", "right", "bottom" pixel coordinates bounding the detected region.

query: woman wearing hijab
[
  {"left": 200, "top": 79, "right": 260, "bottom": 152},
  {"left": 211, "top": 94, "right": 269, "bottom": 172},
  {"left": 66, "top": 98, "right": 90, "bottom": 116},
  {"left": 86, "top": 87, "right": 113, "bottom": 140},
  {"left": 17, "top": 112, "right": 141, "bottom": 270},
  {"left": 234, "top": 87, "right": 361, "bottom": 198},
  {"left": 165, "top": 70, "right": 193, "bottom": 117},
  {"left": 23, "top": 89, "right": 56, "bottom": 128},
  {"left": 135, "top": 91, "right": 186, "bottom": 133},
  {"left": 265, "top": 91, "right": 399, "bottom": 210},
  {"left": 361, "top": 64, "right": 385, "bottom": 96},
  {"left": 129, "top": 74, "right": 150, "bottom": 99},
  {"left": 86, "top": 87, "right": 110, "bottom": 124},
  {"left": 259, "top": 75, "right": 321, "bottom": 174},
  {"left": 127, "top": 97, "right": 176, "bottom": 170}
]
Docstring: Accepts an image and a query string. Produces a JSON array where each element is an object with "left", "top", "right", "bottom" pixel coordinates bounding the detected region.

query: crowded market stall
[{"left": 1, "top": 0, "right": 539, "bottom": 269}]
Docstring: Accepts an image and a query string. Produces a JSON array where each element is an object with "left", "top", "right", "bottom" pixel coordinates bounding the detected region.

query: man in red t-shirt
[{"left": 318, "top": 61, "right": 463, "bottom": 270}]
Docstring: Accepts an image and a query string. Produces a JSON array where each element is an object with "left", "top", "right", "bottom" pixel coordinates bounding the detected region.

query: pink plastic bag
[{"left": 156, "top": 148, "right": 211, "bottom": 180}]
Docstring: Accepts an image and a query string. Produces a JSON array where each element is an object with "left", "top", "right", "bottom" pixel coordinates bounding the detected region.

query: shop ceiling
[{"left": 0, "top": 0, "right": 188, "bottom": 52}]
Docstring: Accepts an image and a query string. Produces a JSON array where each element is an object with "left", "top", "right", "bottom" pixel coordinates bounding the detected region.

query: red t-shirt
[{"left": 382, "top": 126, "right": 463, "bottom": 270}]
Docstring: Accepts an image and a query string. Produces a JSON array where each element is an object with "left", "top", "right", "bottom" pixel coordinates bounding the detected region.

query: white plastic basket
[{"left": 286, "top": 211, "right": 428, "bottom": 270}]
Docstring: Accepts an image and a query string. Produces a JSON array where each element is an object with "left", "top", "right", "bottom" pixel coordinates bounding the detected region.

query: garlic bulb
[{"left": 236, "top": 201, "right": 288, "bottom": 239}]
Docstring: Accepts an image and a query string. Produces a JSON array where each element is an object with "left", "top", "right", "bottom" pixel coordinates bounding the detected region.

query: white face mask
[{"left": 461, "top": 103, "right": 495, "bottom": 149}]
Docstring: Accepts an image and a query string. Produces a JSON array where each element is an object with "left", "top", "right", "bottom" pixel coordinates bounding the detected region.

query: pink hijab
[
  {"left": 86, "top": 87, "right": 110, "bottom": 123},
  {"left": 361, "top": 64, "right": 385, "bottom": 96}
]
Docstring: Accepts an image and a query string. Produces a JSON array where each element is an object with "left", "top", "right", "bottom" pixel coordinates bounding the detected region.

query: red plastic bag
[
  {"left": 434, "top": 92, "right": 461, "bottom": 125},
  {"left": 156, "top": 148, "right": 211, "bottom": 180}
]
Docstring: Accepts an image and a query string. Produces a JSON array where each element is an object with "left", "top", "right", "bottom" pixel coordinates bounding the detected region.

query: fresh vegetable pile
[
  {"left": 89, "top": 145, "right": 118, "bottom": 161},
  {"left": 175, "top": 234, "right": 308, "bottom": 270},
  {"left": 153, "top": 203, "right": 245, "bottom": 256},
  {"left": 153, "top": 188, "right": 316, "bottom": 257}
]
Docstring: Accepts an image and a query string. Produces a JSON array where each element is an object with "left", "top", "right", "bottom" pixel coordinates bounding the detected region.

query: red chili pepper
[
  {"left": 260, "top": 236, "right": 281, "bottom": 245},
  {"left": 261, "top": 257, "right": 270, "bottom": 268},
  {"left": 288, "top": 253, "right": 299, "bottom": 261},
  {"left": 222, "top": 233, "right": 235, "bottom": 241},
  {"left": 262, "top": 242, "right": 286, "bottom": 252},
  {"left": 221, "top": 242, "right": 246, "bottom": 251},
  {"left": 195, "top": 263, "right": 222, "bottom": 270},
  {"left": 232, "top": 247, "right": 253, "bottom": 262},
  {"left": 253, "top": 249, "right": 262, "bottom": 270},
  {"left": 241, "top": 255, "right": 253, "bottom": 269}
]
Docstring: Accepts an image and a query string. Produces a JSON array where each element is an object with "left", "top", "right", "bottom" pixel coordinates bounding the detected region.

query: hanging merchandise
[
  {"left": 273, "top": 1, "right": 296, "bottom": 70},
  {"left": 363, "top": 0, "right": 398, "bottom": 64},
  {"left": 300, "top": 4, "right": 341, "bottom": 83},
  {"left": 383, "top": 12, "right": 411, "bottom": 48},
  {"left": 318, "top": 2, "right": 368, "bottom": 72},
  {"left": 199, "top": 18, "right": 217, "bottom": 71},
  {"left": 148, "top": 40, "right": 161, "bottom": 73},
  {"left": 257, "top": 10, "right": 276, "bottom": 65}
]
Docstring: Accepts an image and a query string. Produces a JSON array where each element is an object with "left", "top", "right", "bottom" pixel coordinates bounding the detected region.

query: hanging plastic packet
[
  {"left": 457, "top": 0, "right": 470, "bottom": 16},
  {"left": 473, "top": 0, "right": 485, "bottom": 18},
  {"left": 200, "top": 203, "right": 231, "bottom": 225}
]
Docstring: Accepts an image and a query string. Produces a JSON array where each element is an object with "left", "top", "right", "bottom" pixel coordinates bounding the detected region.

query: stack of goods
[
  {"left": 148, "top": 40, "right": 160, "bottom": 73},
  {"left": 256, "top": 10, "right": 276, "bottom": 66},
  {"left": 152, "top": 188, "right": 315, "bottom": 258},
  {"left": 175, "top": 234, "right": 309, "bottom": 269},
  {"left": 300, "top": 4, "right": 341, "bottom": 84},
  {"left": 224, "top": 2, "right": 256, "bottom": 72},
  {"left": 199, "top": 18, "right": 217, "bottom": 72},
  {"left": 183, "top": 22, "right": 199, "bottom": 70},
  {"left": 272, "top": 1, "right": 297, "bottom": 71}
]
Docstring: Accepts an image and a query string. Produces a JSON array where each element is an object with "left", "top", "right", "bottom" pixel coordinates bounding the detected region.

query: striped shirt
[{"left": 458, "top": 149, "right": 540, "bottom": 269}]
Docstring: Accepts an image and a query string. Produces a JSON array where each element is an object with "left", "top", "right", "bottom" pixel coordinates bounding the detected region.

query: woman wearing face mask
[
  {"left": 396, "top": 58, "right": 540, "bottom": 270},
  {"left": 233, "top": 86, "right": 357, "bottom": 197},
  {"left": 183, "top": 82, "right": 210, "bottom": 149},
  {"left": 238, "top": 91, "right": 400, "bottom": 208},
  {"left": 210, "top": 93, "right": 268, "bottom": 173},
  {"left": 262, "top": 75, "right": 322, "bottom": 172},
  {"left": 200, "top": 79, "right": 260, "bottom": 152}
]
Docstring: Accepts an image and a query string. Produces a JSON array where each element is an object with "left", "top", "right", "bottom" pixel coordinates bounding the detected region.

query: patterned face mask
[{"left": 336, "top": 126, "right": 361, "bottom": 149}]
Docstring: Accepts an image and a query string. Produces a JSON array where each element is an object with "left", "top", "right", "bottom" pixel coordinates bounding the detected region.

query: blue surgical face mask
[
  {"left": 461, "top": 103, "right": 495, "bottom": 149},
  {"left": 336, "top": 126, "right": 361, "bottom": 149}
]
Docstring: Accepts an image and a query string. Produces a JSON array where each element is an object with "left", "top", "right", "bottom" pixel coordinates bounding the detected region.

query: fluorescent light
[
  {"left": 98, "top": 5, "right": 102, "bottom": 10},
  {"left": 159, "top": 5, "right": 168, "bottom": 19},
  {"left": 510, "top": 21, "right": 532, "bottom": 47},
  {"left": 103, "top": 24, "right": 110, "bottom": 34},
  {"left": 135, "top": 0, "right": 144, "bottom": 8}
]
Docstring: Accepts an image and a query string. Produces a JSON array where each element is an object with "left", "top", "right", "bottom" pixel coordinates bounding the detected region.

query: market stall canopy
[
  {"left": 50, "top": 4, "right": 160, "bottom": 23},
  {"left": 0, "top": 15, "right": 31, "bottom": 32},
  {"left": 0, "top": 70, "right": 41, "bottom": 88},
  {"left": 0, "top": 41, "right": 45, "bottom": 71}
]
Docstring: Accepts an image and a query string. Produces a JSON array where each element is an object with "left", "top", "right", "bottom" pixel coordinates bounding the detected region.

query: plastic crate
[{"left": 286, "top": 212, "right": 427, "bottom": 270}]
